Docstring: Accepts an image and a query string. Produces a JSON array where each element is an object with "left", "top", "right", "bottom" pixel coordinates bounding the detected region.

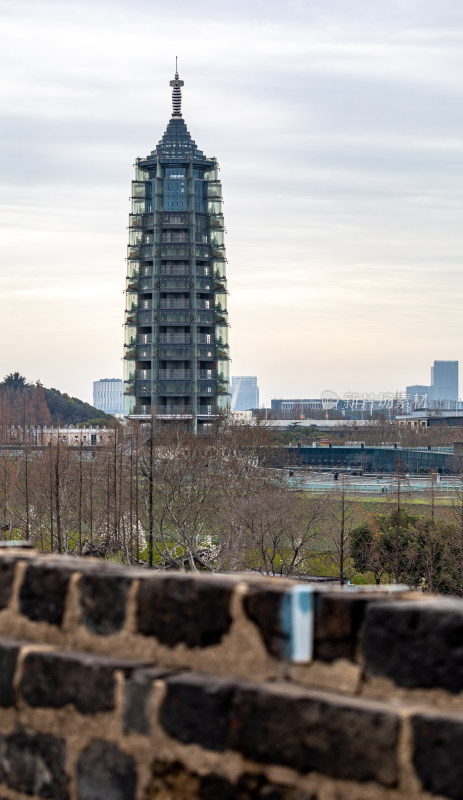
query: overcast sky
[{"left": 1, "top": 0, "right": 463, "bottom": 405}]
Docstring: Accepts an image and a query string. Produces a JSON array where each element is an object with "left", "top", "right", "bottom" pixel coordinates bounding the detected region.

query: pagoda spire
[{"left": 169, "top": 58, "right": 184, "bottom": 118}]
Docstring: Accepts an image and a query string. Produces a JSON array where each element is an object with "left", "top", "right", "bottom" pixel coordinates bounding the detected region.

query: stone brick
[
  {"left": 412, "top": 711, "right": 463, "bottom": 799},
  {"left": 77, "top": 739, "right": 136, "bottom": 800},
  {"left": 123, "top": 667, "right": 170, "bottom": 735},
  {"left": 19, "top": 561, "right": 76, "bottom": 625},
  {"left": 361, "top": 599, "right": 463, "bottom": 693},
  {"left": 0, "top": 638, "right": 21, "bottom": 707},
  {"left": 0, "top": 557, "right": 19, "bottom": 609},
  {"left": 79, "top": 569, "right": 132, "bottom": 636},
  {"left": 0, "top": 727, "right": 68, "bottom": 799},
  {"left": 20, "top": 650, "right": 140, "bottom": 714},
  {"left": 314, "top": 593, "right": 369, "bottom": 662},
  {"left": 159, "top": 673, "right": 235, "bottom": 751},
  {"left": 242, "top": 585, "right": 290, "bottom": 658},
  {"left": 229, "top": 682, "right": 399, "bottom": 786},
  {"left": 144, "top": 760, "right": 318, "bottom": 800},
  {"left": 136, "top": 574, "right": 232, "bottom": 647}
]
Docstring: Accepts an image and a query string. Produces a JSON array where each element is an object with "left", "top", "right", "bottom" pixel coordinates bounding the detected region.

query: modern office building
[
  {"left": 231, "top": 377, "right": 259, "bottom": 412},
  {"left": 271, "top": 398, "right": 324, "bottom": 417},
  {"left": 406, "top": 385, "right": 430, "bottom": 410},
  {"left": 93, "top": 379, "right": 123, "bottom": 416},
  {"left": 406, "top": 361, "right": 459, "bottom": 411},
  {"left": 430, "top": 360, "right": 458, "bottom": 408},
  {"left": 123, "top": 67, "right": 230, "bottom": 430}
]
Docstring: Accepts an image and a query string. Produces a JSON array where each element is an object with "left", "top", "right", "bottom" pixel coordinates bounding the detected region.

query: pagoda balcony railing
[
  {"left": 137, "top": 334, "right": 152, "bottom": 344},
  {"left": 197, "top": 310, "right": 214, "bottom": 324},
  {"left": 160, "top": 299, "right": 189, "bottom": 309},
  {"left": 195, "top": 245, "right": 210, "bottom": 259},
  {"left": 198, "top": 407, "right": 214, "bottom": 416},
  {"left": 158, "top": 311, "right": 190, "bottom": 324},
  {"left": 198, "top": 381, "right": 217, "bottom": 394},
  {"left": 161, "top": 265, "right": 189, "bottom": 276},
  {"left": 128, "top": 214, "right": 144, "bottom": 229},
  {"left": 195, "top": 266, "right": 213, "bottom": 277},
  {"left": 161, "top": 235, "right": 189, "bottom": 245},
  {"left": 198, "top": 334, "right": 214, "bottom": 344},
  {"left": 134, "top": 380, "right": 151, "bottom": 396},
  {"left": 212, "top": 246, "right": 226, "bottom": 260},
  {"left": 159, "top": 370, "right": 191, "bottom": 380},
  {"left": 136, "top": 370, "right": 151, "bottom": 380},
  {"left": 158, "top": 382, "right": 192, "bottom": 395},
  {"left": 159, "top": 405, "right": 192, "bottom": 415},
  {"left": 199, "top": 370, "right": 217, "bottom": 380},
  {"left": 196, "top": 300, "right": 213, "bottom": 310},
  {"left": 160, "top": 277, "right": 190, "bottom": 290},
  {"left": 161, "top": 213, "right": 187, "bottom": 225},
  {"left": 139, "top": 301, "right": 152, "bottom": 310},
  {"left": 137, "top": 311, "right": 151, "bottom": 325},
  {"left": 159, "top": 346, "right": 191, "bottom": 359},
  {"left": 196, "top": 277, "right": 213, "bottom": 291},
  {"left": 161, "top": 245, "right": 189, "bottom": 258},
  {"left": 159, "top": 333, "right": 190, "bottom": 344},
  {"left": 140, "top": 245, "right": 154, "bottom": 260},
  {"left": 197, "top": 345, "right": 215, "bottom": 359},
  {"left": 135, "top": 346, "right": 152, "bottom": 359},
  {"left": 139, "top": 278, "right": 153, "bottom": 291}
]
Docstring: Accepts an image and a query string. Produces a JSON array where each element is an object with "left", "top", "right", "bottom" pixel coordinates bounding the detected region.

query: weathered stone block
[
  {"left": 229, "top": 682, "right": 399, "bottom": 786},
  {"left": 76, "top": 739, "right": 136, "bottom": 800},
  {"left": 242, "top": 585, "right": 290, "bottom": 658},
  {"left": 361, "top": 599, "right": 463, "bottom": 692},
  {"left": 20, "top": 650, "right": 138, "bottom": 714},
  {"left": 79, "top": 569, "right": 132, "bottom": 636},
  {"left": 0, "top": 638, "right": 21, "bottom": 707},
  {"left": 0, "top": 558, "right": 19, "bottom": 609},
  {"left": 0, "top": 727, "right": 68, "bottom": 799},
  {"left": 19, "top": 562, "right": 76, "bottom": 625},
  {"left": 159, "top": 673, "right": 235, "bottom": 751},
  {"left": 136, "top": 574, "right": 233, "bottom": 647},
  {"left": 412, "top": 711, "right": 463, "bottom": 799},
  {"left": 314, "top": 593, "right": 369, "bottom": 662},
  {"left": 123, "top": 667, "right": 170, "bottom": 735},
  {"left": 144, "top": 760, "right": 318, "bottom": 800}
]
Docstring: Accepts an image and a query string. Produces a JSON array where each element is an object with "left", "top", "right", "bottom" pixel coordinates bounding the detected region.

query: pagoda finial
[{"left": 170, "top": 58, "right": 184, "bottom": 118}]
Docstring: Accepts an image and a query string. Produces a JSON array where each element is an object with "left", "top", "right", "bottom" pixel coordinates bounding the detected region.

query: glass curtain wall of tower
[{"left": 123, "top": 69, "right": 230, "bottom": 430}]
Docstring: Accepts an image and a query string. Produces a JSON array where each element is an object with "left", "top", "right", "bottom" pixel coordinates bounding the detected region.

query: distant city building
[
  {"left": 406, "top": 385, "right": 430, "bottom": 409},
  {"left": 231, "top": 377, "right": 259, "bottom": 412},
  {"left": 406, "top": 361, "right": 459, "bottom": 411},
  {"left": 93, "top": 379, "right": 123, "bottom": 416},
  {"left": 430, "top": 360, "right": 458, "bottom": 409},
  {"left": 271, "top": 398, "right": 323, "bottom": 417}
]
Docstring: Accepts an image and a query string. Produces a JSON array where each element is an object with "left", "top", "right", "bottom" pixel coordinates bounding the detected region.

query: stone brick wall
[{"left": 0, "top": 549, "right": 461, "bottom": 799}]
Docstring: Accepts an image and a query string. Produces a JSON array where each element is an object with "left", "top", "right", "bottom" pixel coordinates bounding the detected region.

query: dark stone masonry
[{"left": 0, "top": 548, "right": 461, "bottom": 798}]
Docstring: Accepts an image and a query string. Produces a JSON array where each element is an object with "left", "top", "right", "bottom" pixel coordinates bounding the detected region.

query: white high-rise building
[{"left": 93, "top": 379, "right": 124, "bottom": 416}]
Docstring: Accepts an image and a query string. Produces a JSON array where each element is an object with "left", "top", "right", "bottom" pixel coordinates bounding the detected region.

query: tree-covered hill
[{"left": 0, "top": 373, "right": 115, "bottom": 427}]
